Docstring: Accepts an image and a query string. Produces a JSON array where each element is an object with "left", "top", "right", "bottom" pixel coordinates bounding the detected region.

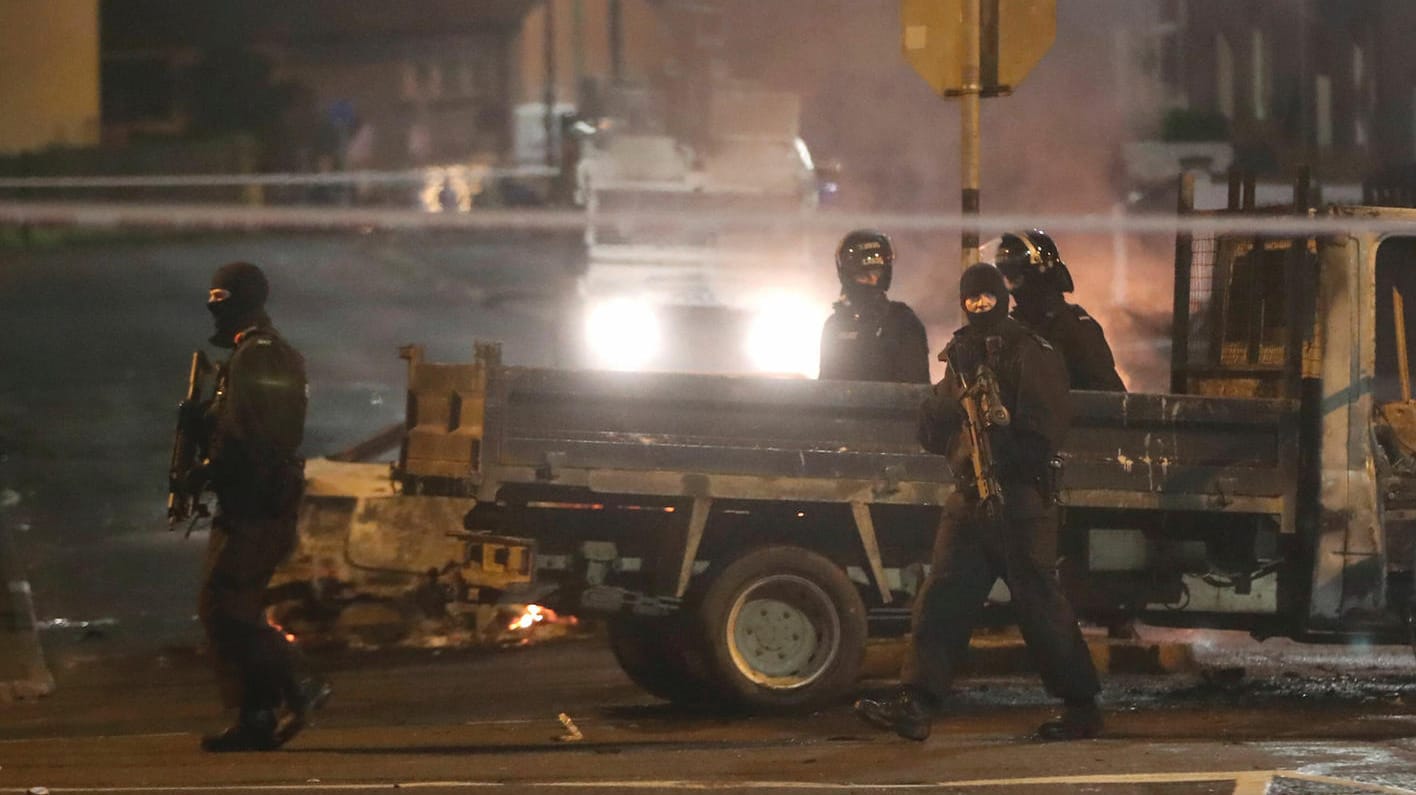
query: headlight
[
  {"left": 746, "top": 294, "right": 824, "bottom": 378},
  {"left": 585, "top": 299, "right": 660, "bottom": 371}
]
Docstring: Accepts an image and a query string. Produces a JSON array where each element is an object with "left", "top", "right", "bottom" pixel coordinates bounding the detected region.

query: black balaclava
[
  {"left": 959, "top": 262, "right": 1010, "bottom": 331},
  {"left": 208, "top": 261, "right": 270, "bottom": 348}
]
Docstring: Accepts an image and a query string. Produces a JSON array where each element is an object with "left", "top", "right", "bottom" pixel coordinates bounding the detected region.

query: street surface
[{"left": 4, "top": 627, "right": 1416, "bottom": 793}]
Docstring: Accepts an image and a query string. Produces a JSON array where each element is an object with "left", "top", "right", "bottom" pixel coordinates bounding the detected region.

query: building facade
[
  {"left": 1159, "top": 0, "right": 1416, "bottom": 178},
  {"left": 0, "top": 0, "right": 100, "bottom": 155},
  {"left": 98, "top": 0, "right": 685, "bottom": 170}
]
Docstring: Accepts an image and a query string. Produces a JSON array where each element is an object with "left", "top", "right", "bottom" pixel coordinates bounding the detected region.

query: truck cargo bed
[{"left": 400, "top": 361, "right": 1300, "bottom": 522}]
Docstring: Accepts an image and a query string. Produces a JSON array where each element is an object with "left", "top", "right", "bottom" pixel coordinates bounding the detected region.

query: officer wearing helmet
[
  {"left": 995, "top": 230, "right": 1125, "bottom": 392},
  {"left": 818, "top": 230, "right": 931, "bottom": 383},
  {"left": 190, "top": 262, "right": 329, "bottom": 751},
  {"left": 855, "top": 262, "right": 1102, "bottom": 742}
]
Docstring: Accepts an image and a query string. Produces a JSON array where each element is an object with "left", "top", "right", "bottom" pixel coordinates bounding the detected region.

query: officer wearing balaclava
[
  {"left": 818, "top": 229, "right": 930, "bottom": 383},
  {"left": 194, "top": 262, "right": 329, "bottom": 751},
  {"left": 854, "top": 262, "right": 1103, "bottom": 743}
]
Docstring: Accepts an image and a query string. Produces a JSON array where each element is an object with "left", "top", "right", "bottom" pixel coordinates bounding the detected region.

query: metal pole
[
  {"left": 543, "top": 0, "right": 558, "bottom": 169},
  {"left": 1171, "top": 172, "right": 1196, "bottom": 394},
  {"left": 608, "top": 0, "right": 624, "bottom": 85},
  {"left": 960, "top": 0, "right": 981, "bottom": 272},
  {"left": 1397, "top": 288, "right": 1412, "bottom": 402},
  {"left": 571, "top": 0, "right": 585, "bottom": 96}
]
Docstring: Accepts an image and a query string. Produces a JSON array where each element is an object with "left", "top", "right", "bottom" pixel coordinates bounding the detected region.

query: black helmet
[
  {"left": 836, "top": 229, "right": 894, "bottom": 292},
  {"left": 994, "top": 229, "right": 1074, "bottom": 294}
]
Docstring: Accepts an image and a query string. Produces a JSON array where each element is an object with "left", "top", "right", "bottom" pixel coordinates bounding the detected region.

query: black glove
[
  {"left": 182, "top": 461, "right": 211, "bottom": 494},
  {"left": 918, "top": 382, "right": 961, "bottom": 454}
]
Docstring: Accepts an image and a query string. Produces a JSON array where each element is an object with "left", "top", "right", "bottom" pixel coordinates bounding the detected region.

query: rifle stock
[{"left": 167, "top": 350, "right": 215, "bottom": 531}]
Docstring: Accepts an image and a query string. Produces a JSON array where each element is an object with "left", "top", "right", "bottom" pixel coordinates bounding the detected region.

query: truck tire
[
  {"left": 692, "top": 545, "right": 867, "bottom": 711},
  {"left": 606, "top": 616, "right": 713, "bottom": 705}
]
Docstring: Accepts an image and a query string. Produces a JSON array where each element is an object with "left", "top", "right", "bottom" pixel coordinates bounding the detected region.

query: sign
[{"left": 902, "top": 0, "right": 1056, "bottom": 97}]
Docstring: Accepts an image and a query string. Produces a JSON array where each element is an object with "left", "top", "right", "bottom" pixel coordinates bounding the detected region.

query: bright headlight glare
[
  {"left": 746, "top": 294, "right": 823, "bottom": 378},
  {"left": 586, "top": 299, "right": 660, "bottom": 371}
]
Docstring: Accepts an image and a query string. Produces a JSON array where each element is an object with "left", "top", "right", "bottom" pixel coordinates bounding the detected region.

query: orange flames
[
  {"left": 507, "top": 604, "right": 554, "bottom": 631},
  {"left": 267, "top": 616, "right": 297, "bottom": 644}
]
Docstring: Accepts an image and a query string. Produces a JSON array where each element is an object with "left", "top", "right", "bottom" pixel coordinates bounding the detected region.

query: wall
[
  {"left": 513, "top": 0, "right": 670, "bottom": 107},
  {"left": 0, "top": 0, "right": 101, "bottom": 154}
]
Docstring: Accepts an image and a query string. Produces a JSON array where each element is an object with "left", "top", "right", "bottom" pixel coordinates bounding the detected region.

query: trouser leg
[
  {"left": 198, "top": 514, "right": 299, "bottom": 713},
  {"left": 902, "top": 500, "right": 996, "bottom": 702},
  {"left": 995, "top": 510, "right": 1100, "bottom": 703}
]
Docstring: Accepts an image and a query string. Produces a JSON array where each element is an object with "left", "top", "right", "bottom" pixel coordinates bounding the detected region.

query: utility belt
[
  {"left": 954, "top": 455, "right": 1065, "bottom": 505},
  {"left": 214, "top": 455, "right": 306, "bottom": 520}
]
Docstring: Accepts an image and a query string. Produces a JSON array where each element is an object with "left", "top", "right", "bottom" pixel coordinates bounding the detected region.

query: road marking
[
  {"left": 1229, "top": 773, "right": 1274, "bottom": 795},
  {"left": 0, "top": 732, "right": 190, "bottom": 745},
  {"left": 11, "top": 769, "right": 1414, "bottom": 793}
]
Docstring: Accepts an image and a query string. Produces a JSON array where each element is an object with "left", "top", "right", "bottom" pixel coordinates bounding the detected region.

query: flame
[
  {"left": 267, "top": 616, "right": 297, "bottom": 644},
  {"left": 508, "top": 604, "right": 548, "bottom": 631}
]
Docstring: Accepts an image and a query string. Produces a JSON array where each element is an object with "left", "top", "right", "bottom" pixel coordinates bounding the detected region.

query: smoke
[{"left": 704, "top": 0, "right": 1174, "bottom": 387}]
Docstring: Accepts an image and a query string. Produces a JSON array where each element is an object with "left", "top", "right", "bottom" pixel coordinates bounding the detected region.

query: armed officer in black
[
  {"left": 855, "top": 263, "right": 1102, "bottom": 742},
  {"left": 995, "top": 230, "right": 1125, "bottom": 392},
  {"left": 818, "top": 229, "right": 931, "bottom": 383},
  {"left": 195, "top": 262, "right": 328, "bottom": 751}
]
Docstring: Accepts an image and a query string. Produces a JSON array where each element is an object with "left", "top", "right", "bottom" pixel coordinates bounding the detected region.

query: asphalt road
[{"left": 5, "top": 628, "right": 1416, "bottom": 794}]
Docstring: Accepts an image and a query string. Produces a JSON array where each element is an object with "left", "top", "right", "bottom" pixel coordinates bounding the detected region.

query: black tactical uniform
[
  {"left": 856, "top": 263, "right": 1102, "bottom": 742},
  {"left": 196, "top": 262, "right": 327, "bottom": 752},
  {"left": 819, "top": 293, "right": 931, "bottom": 383},
  {"left": 818, "top": 229, "right": 931, "bottom": 384},
  {"left": 997, "top": 230, "right": 1126, "bottom": 392}
]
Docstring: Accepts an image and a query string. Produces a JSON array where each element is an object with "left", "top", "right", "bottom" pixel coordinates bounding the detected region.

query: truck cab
[{"left": 1148, "top": 174, "right": 1416, "bottom": 636}]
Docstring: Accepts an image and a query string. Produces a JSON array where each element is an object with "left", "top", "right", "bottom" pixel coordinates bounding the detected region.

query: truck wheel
[
  {"left": 606, "top": 616, "right": 713, "bottom": 705},
  {"left": 693, "top": 545, "right": 867, "bottom": 711}
]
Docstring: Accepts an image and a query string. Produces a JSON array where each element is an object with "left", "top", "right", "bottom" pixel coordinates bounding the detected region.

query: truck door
[{"left": 1372, "top": 237, "right": 1416, "bottom": 585}]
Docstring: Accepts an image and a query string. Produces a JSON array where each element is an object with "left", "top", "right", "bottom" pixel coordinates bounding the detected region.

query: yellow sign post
[
  {"left": 902, "top": 0, "right": 1056, "bottom": 97},
  {"left": 901, "top": 0, "right": 1056, "bottom": 273}
]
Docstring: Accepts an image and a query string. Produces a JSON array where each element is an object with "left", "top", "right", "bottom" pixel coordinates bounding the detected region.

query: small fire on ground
[
  {"left": 499, "top": 603, "right": 580, "bottom": 646},
  {"left": 508, "top": 604, "right": 551, "bottom": 631}
]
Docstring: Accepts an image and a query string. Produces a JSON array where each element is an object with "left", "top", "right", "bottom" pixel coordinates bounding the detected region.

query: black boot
[
  {"left": 1036, "top": 700, "right": 1103, "bottom": 741},
  {"left": 276, "top": 677, "right": 332, "bottom": 746},
  {"left": 853, "top": 687, "right": 934, "bottom": 741},
  {"left": 201, "top": 708, "right": 280, "bottom": 752}
]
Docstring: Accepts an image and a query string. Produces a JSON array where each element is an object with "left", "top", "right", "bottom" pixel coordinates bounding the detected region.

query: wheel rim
[{"left": 725, "top": 573, "right": 840, "bottom": 690}]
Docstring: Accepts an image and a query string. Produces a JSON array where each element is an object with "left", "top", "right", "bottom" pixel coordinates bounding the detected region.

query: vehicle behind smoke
[{"left": 570, "top": 85, "right": 829, "bottom": 377}]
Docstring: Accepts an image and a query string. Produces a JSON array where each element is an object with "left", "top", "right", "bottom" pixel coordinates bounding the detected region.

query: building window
[
  {"left": 1251, "top": 28, "right": 1267, "bottom": 121},
  {"left": 102, "top": 57, "right": 175, "bottom": 123},
  {"left": 1353, "top": 44, "right": 1368, "bottom": 148},
  {"left": 1217, "top": 32, "right": 1235, "bottom": 120},
  {"left": 1315, "top": 75, "right": 1332, "bottom": 150},
  {"left": 1410, "top": 86, "right": 1416, "bottom": 161}
]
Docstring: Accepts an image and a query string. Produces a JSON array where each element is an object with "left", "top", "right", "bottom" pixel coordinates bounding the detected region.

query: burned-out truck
[{"left": 273, "top": 173, "right": 1416, "bottom": 710}]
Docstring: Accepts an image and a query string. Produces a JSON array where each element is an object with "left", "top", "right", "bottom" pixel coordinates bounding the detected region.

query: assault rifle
[
  {"left": 168, "top": 350, "right": 215, "bottom": 531},
  {"left": 947, "top": 336, "right": 1010, "bottom": 521}
]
